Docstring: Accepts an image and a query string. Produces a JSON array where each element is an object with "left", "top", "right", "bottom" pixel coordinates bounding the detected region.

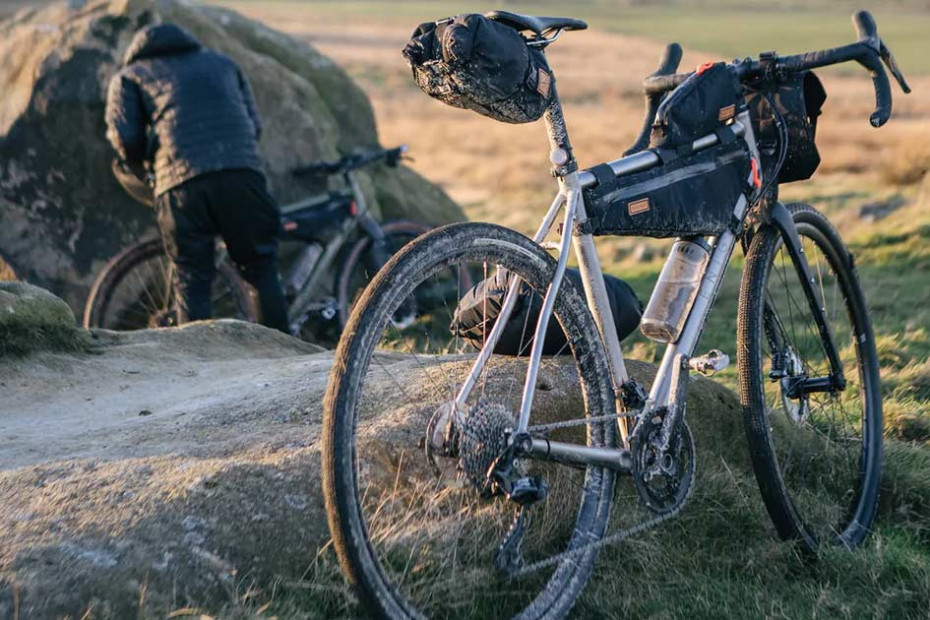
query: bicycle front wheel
[
  {"left": 323, "top": 222, "right": 617, "bottom": 619},
  {"left": 83, "top": 238, "right": 256, "bottom": 330},
  {"left": 738, "top": 203, "right": 882, "bottom": 550}
]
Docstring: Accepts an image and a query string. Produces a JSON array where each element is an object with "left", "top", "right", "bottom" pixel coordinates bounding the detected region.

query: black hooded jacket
[{"left": 105, "top": 24, "right": 264, "bottom": 196}]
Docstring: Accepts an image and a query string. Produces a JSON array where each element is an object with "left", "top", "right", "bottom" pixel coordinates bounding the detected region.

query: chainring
[{"left": 631, "top": 413, "right": 696, "bottom": 515}]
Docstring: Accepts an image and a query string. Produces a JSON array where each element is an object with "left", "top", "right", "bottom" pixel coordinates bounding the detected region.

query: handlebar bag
[
  {"left": 450, "top": 268, "right": 643, "bottom": 356},
  {"left": 402, "top": 14, "right": 553, "bottom": 124},
  {"left": 744, "top": 71, "right": 827, "bottom": 183},
  {"left": 280, "top": 191, "right": 353, "bottom": 244},
  {"left": 583, "top": 134, "right": 752, "bottom": 238},
  {"left": 650, "top": 63, "right": 743, "bottom": 149}
]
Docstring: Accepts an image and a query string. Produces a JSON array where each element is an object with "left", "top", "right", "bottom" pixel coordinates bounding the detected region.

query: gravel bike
[
  {"left": 83, "top": 146, "right": 451, "bottom": 340},
  {"left": 322, "top": 10, "right": 908, "bottom": 618}
]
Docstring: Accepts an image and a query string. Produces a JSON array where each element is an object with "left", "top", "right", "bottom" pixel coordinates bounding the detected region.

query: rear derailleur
[{"left": 425, "top": 401, "right": 548, "bottom": 576}]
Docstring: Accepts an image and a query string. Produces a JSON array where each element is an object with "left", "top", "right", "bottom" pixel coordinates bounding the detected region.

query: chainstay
[
  {"left": 509, "top": 441, "right": 696, "bottom": 578},
  {"left": 527, "top": 410, "right": 637, "bottom": 434}
]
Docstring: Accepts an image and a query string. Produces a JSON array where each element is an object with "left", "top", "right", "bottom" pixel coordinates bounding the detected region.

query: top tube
[{"left": 577, "top": 121, "right": 747, "bottom": 189}]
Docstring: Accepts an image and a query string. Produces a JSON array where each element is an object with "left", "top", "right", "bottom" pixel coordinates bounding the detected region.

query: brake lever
[{"left": 879, "top": 40, "right": 911, "bottom": 94}]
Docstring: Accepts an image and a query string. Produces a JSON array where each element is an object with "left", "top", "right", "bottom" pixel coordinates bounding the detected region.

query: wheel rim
[
  {"left": 760, "top": 222, "right": 876, "bottom": 544},
  {"left": 93, "top": 246, "right": 250, "bottom": 330},
  {"left": 337, "top": 223, "right": 441, "bottom": 329},
  {"left": 332, "top": 229, "right": 612, "bottom": 617}
]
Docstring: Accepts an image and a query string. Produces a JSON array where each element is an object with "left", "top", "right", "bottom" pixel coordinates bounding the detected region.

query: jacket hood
[{"left": 123, "top": 24, "right": 201, "bottom": 65}]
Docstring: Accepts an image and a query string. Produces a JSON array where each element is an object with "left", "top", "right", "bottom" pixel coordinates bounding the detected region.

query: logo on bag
[
  {"left": 628, "top": 198, "right": 650, "bottom": 215},
  {"left": 537, "top": 68, "right": 552, "bottom": 98},
  {"left": 718, "top": 104, "right": 736, "bottom": 121}
]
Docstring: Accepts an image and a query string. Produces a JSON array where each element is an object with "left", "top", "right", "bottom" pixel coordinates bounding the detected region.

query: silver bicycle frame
[{"left": 453, "top": 93, "right": 760, "bottom": 470}]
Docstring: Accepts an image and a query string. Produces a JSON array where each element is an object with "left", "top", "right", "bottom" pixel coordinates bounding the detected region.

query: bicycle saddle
[{"left": 485, "top": 11, "right": 587, "bottom": 35}]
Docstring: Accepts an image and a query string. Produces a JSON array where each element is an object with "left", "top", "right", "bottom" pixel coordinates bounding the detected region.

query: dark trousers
[{"left": 154, "top": 169, "right": 290, "bottom": 333}]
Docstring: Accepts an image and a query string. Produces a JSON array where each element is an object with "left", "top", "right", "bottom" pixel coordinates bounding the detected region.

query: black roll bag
[
  {"left": 451, "top": 268, "right": 643, "bottom": 356},
  {"left": 402, "top": 13, "right": 554, "bottom": 124},
  {"left": 650, "top": 62, "right": 743, "bottom": 149}
]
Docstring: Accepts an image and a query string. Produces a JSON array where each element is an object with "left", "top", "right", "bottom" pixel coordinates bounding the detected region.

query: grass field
[
  {"left": 217, "top": 0, "right": 930, "bottom": 74},
  {"left": 198, "top": 1, "right": 930, "bottom": 617}
]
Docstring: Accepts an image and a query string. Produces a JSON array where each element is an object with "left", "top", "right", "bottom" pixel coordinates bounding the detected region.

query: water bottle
[
  {"left": 284, "top": 243, "right": 322, "bottom": 297},
  {"left": 640, "top": 238, "right": 711, "bottom": 343}
]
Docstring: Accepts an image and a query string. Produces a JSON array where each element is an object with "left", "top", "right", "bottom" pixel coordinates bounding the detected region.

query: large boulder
[{"left": 0, "top": 0, "right": 464, "bottom": 315}]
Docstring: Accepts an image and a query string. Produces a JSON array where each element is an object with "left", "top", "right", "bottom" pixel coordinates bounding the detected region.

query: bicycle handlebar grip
[
  {"left": 851, "top": 10, "right": 893, "bottom": 127},
  {"left": 853, "top": 10, "right": 879, "bottom": 46},
  {"left": 656, "top": 42, "right": 683, "bottom": 77},
  {"left": 625, "top": 43, "right": 683, "bottom": 156},
  {"left": 861, "top": 51, "right": 893, "bottom": 127}
]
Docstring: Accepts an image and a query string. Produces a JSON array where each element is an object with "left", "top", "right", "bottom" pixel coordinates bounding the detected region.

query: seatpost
[{"left": 543, "top": 83, "right": 578, "bottom": 178}]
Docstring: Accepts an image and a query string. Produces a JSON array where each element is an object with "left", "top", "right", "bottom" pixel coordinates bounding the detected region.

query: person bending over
[{"left": 105, "top": 23, "right": 289, "bottom": 333}]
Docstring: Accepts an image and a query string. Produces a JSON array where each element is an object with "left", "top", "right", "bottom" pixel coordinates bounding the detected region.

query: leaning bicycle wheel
[
  {"left": 323, "top": 222, "right": 617, "bottom": 618},
  {"left": 83, "top": 237, "right": 256, "bottom": 330},
  {"left": 336, "top": 219, "right": 438, "bottom": 329},
  {"left": 738, "top": 203, "right": 882, "bottom": 550}
]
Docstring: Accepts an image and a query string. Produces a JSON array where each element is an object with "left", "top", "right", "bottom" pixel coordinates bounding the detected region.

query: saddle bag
[
  {"left": 402, "top": 14, "right": 554, "bottom": 124},
  {"left": 280, "top": 191, "right": 353, "bottom": 244},
  {"left": 744, "top": 71, "right": 826, "bottom": 183},
  {"left": 583, "top": 132, "right": 752, "bottom": 238},
  {"left": 450, "top": 268, "right": 643, "bottom": 356},
  {"left": 650, "top": 62, "right": 743, "bottom": 149}
]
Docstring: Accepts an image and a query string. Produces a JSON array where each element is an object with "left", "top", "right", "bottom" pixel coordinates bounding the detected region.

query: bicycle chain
[
  {"left": 512, "top": 410, "right": 694, "bottom": 578},
  {"left": 526, "top": 410, "right": 636, "bottom": 434},
  {"left": 510, "top": 452, "right": 695, "bottom": 578}
]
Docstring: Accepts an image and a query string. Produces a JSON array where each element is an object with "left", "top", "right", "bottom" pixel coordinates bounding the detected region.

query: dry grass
[{"left": 0, "top": 259, "right": 16, "bottom": 281}]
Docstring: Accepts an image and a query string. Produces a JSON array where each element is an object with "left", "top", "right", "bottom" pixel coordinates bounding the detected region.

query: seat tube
[
  {"left": 543, "top": 83, "right": 579, "bottom": 176},
  {"left": 572, "top": 202, "right": 632, "bottom": 445}
]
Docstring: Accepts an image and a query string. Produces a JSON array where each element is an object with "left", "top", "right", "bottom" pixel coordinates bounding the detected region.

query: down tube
[{"left": 649, "top": 204, "right": 744, "bottom": 409}]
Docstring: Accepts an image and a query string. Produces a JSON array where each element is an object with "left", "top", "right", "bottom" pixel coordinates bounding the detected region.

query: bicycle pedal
[{"left": 689, "top": 349, "right": 730, "bottom": 376}]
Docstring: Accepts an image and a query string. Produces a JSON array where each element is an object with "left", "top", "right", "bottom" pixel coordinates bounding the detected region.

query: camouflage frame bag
[
  {"left": 402, "top": 14, "right": 554, "bottom": 124},
  {"left": 745, "top": 71, "right": 827, "bottom": 183}
]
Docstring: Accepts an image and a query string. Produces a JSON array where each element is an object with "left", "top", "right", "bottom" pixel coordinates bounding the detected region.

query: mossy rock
[{"left": 0, "top": 282, "right": 88, "bottom": 356}]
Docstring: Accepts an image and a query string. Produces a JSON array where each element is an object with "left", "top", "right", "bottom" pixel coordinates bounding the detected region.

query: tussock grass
[{"left": 879, "top": 139, "right": 930, "bottom": 186}]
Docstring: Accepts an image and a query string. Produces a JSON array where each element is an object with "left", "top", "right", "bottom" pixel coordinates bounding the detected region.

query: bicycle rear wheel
[
  {"left": 738, "top": 203, "right": 882, "bottom": 550},
  {"left": 323, "top": 222, "right": 617, "bottom": 618},
  {"left": 83, "top": 237, "right": 256, "bottom": 330}
]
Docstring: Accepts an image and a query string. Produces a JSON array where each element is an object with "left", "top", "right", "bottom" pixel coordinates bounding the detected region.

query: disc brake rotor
[{"left": 780, "top": 346, "right": 810, "bottom": 424}]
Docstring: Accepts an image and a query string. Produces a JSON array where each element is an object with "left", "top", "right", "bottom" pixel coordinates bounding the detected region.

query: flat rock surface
[{"left": 0, "top": 319, "right": 743, "bottom": 618}]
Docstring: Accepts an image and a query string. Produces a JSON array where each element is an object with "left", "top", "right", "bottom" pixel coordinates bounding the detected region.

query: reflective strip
[{"left": 598, "top": 149, "right": 746, "bottom": 204}]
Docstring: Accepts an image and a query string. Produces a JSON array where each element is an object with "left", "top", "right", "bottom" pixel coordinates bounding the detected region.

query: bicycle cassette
[{"left": 631, "top": 413, "right": 695, "bottom": 515}]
